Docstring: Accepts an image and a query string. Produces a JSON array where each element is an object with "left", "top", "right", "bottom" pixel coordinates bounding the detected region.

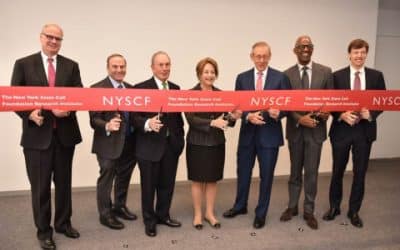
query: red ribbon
[{"left": 1, "top": 86, "right": 399, "bottom": 112}]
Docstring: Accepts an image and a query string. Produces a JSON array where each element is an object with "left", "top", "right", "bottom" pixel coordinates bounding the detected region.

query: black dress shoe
[
  {"left": 204, "top": 218, "right": 221, "bottom": 229},
  {"left": 158, "top": 217, "right": 182, "bottom": 227},
  {"left": 347, "top": 212, "right": 363, "bottom": 228},
  {"left": 55, "top": 225, "right": 80, "bottom": 238},
  {"left": 193, "top": 224, "right": 203, "bottom": 230},
  {"left": 322, "top": 208, "right": 341, "bottom": 221},
  {"left": 100, "top": 215, "right": 125, "bottom": 230},
  {"left": 39, "top": 237, "right": 56, "bottom": 250},
  {"left": 223, "top": 207, "right": 248, "bottom": 218},
  {"left": 280, "top": 206, "right": 299, "bottom": 222},
  {"left": 253, "top": 217, "right": 265, "bottom": 229},
  {"left": 145, "top": 224, "right": 157, "bottom": 237},
  {"left": 113, "top": 206, "right": 137, "bottom": 221},
  {"left": 303, "top": 213, "right": 318, "bottom": 230}
]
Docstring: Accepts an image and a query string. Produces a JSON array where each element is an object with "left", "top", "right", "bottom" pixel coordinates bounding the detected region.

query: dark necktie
[
  {"left": 354, "top": 71, "right": 361, "bottom": 90},
  {"left": 301, "top": 66, "right": 309, "bottom": 89},
  {"left": 117, "top": 83, "right": 131, "bottom": 136}
]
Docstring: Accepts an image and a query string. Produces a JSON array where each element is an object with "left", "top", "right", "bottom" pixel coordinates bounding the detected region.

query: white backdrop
[{"left": 0, "top": 0, "right": 383, "bottom": 191}]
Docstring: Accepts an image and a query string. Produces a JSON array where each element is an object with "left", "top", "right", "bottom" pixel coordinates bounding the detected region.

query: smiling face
[
  {"left": 40, "top": 24, "right": 63, "bottom": 57},
  {"left": 151, "top": 52, "right": 171, "bottom": 82},
  {"left": 250, "top": 44, "right": 271, "bottom": 72},
  {"left": 349, "top": 47, "right": 367, "bottom": 69},
  {"left": 107, "top": 55, "right": 127, "bottom": 82},
  {"left": 199, "top": 63, "right": 217, "bottom": 89},
  {"left": 294, "top": 36, "right": 313, "bottom": 65}
]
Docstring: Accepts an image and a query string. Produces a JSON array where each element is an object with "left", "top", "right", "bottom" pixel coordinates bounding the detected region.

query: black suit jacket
[
  {"left": 329, "top": 66, "right": 386, "bottom": 143},
  {"left": 11, "top": 52, "right": 82, "bottom": 149},
  {"left": 185, "top": 83, "right": 235, "bottom": 146},
  {"left": 132, "top": 77, "right": 184, "bottom": 162},
  {"left": 89, "top": 77, "right": 135, "bottom": 159}
]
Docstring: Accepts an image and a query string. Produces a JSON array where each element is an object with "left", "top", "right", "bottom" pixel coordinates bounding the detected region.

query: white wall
[
  {"left": 372, "top": 0, "right": 400, "bottom": 158},
  {"left": 0, "top": 0, "right": 383, "bottom": 192}
]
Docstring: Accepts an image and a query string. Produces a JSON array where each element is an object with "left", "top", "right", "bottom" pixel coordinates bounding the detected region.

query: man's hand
[
  {"left": 106, "top": 114, "right": 122, "bottom": 132},
  {"left": 52, "top": 109, "right": 70, "bottom": 118},
  {"left": 268, "top": 108, "right": 280, "bottom": 120},
  {"left": 149, "top": 114, "right": 164, "bottom": 133},
  {"left": 247, "top": 111, "right": 266, "bottom": 125},
  {"left": 317, "top": 111, "right": 330, "bottom": 121},
  {"left": 230, "top": 109, "right": 243, "bottom": 120},
  {"left": 360, "top": 107, "right": 371, "bottom": 120},
  {"left": 29, "top": 109, "right": 44, "bottom": 126},
  {"left": 299, "top": 113, "right": 318, "bottom": 128},
  {"left": 340, "top": 111, "right": 359, "bottom": 126}
]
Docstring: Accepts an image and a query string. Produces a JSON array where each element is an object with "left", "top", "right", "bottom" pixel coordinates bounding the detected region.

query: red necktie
[
  {"left": 354, "top": 71, "right": 361, "bottom": 90},
  {"left": 256, "top": 71, "right": 263, "bottom": 90},
  {"left": 47, "top": 58, "right": 56, "bottom": 87}
]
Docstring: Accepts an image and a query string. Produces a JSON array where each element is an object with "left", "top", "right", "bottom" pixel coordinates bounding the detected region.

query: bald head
[{"left": 293, "top": 35, "right": 314, "bottom": 65}]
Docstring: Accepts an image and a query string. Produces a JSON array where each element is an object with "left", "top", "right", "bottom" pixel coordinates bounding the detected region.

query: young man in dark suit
[
  {"left": 223, "top": 41, "right": 291, "bottom": 229},
  {"left": 11, "top": 24, "right": 82, "bottom": 250},
  {"left": 133, "top": 51, "right": 185, "bottom": 237},
  {"left": 89, "top": 54, "right": 137, "bottom": 230},
  {"left": 280, "top": 35, "right": 333, "bottom": 230},
  {"left": 323, "top": 39, "right": 386, "bottom": 228}
]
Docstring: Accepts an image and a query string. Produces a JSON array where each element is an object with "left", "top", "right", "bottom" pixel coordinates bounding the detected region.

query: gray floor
[{"left": 0, "top": 159, "right": 399, "bottom": 250}]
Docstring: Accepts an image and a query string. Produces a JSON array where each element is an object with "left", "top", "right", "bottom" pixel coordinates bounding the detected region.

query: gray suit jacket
[{"left": 285, "top": 62, "right": 333, "bottom": 143}]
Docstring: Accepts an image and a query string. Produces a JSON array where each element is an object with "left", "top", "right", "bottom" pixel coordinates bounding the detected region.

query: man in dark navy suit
[
  {"left": 223, "top": 41, "right": 291, "bottom": 229},
  {"left": 11, "top": 24, "right": 82, "bottom": 250},
  {"left": 322, "top": 39, "right": 386, "bottom": 228}
]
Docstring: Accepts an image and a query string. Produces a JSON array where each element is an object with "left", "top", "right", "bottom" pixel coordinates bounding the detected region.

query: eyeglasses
[
  {"left": 41, "top": 33, "right": 63, "bottom": 42},
  {"left": 296, "top": 44, "right": 314, "bottom": 50}
]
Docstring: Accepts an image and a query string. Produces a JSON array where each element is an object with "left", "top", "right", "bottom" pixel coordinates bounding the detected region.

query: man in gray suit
[
  {"left": 280, "top": 36, "right": 333, "bottom": 229},
  {"left": 90, "top": 54, "right": 137, "bottom": 230}
]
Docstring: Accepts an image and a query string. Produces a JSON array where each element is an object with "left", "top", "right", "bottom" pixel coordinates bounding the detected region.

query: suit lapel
[
  {"left": 289, "top": 65, "right": 302, "bottom": 89},
  {"left": 265, "top": 68, "right": 276, "bottom": 90},
  {"left": 33, "top": 53, "right": 48, "bottom": 86},
  {"left": 344, "top": 67, "right": 351, "bottom": 90},
  {"left": 310, "top": 62, "right": 322, "bottom": 89},
  {"left": 365, "top": 67, "right": 372, "bottom": 90}
]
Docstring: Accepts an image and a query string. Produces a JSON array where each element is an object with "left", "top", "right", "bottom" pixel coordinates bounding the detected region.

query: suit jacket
[
  {"left": 329, "top": 66, "right": 386, "bottom": 143},
  {"left": 11, "top": 52, "right": 82, "bottom": 149},
  {"left": 235, "top": 67, "right": 291, "bottom": 148},
  {"left": 132, "top": 77, "right": 185, "bottom": 161},
  {"left": 89, "top": 77, "right": 135, "bottom": 159},
  {"left": 285, "top": 62, "right": 333, "bottom": 143},
  {"left": 185, "top": 83, "right": 235, "bottom": 146}
]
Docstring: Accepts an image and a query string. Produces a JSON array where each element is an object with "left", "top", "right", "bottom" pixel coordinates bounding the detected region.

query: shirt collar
[
  {"left": 350, "top": 65, "right": 365, "bottom": 75},
  {"left": 108, "top": 76, "right": 124, "bottom": 88},
  {"left": 153, "top": 76, "right": 168, "bottom": 89},
  {"left": 297, "top": 61, "right": 312, "bottom": 71},
  {"left": 41, "top": 51, "right": 57, "bottom": 63}
]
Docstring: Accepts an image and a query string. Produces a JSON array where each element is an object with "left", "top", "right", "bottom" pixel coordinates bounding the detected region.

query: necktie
[
  {"left": 162, "top": 81, "right": 168, "bottom": 90},
  {"left": 256, "top": 71, "right": 263, "bottom": 90},
  {"left": 301, "top": 66, "right": 309, "bottom": 89},
  {"left": 354, "top": 71, "right": 361, "bottom": 90},
  {"left": 117, "top": 83, "right": 131, "bottom": 136},
  {"left": 47, "top": 58, "right": 55, "bottom": 87},
  {"left": 161, "top": 82, "right": 169, "bottom": 136}
]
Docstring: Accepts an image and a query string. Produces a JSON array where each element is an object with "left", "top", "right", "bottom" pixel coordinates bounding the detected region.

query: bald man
[
  {"left": 280, "top": 36, "right": 333, "bottom": 230},
  {"left": 11, "top": 24, "right": 82, "bottom": 250}
]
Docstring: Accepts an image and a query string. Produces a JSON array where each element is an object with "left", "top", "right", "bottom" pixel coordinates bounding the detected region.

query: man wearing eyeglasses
[
  {"left": 11, "top": 23, "right": 82, "bottom": 250},
  {"left": 280, "top": 35, "right": 333, "bottom": 230},
  {"left": 223, "top": 41, "right": 291, "bottom": 229}
]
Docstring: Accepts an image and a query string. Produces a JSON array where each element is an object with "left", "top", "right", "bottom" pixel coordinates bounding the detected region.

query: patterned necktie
[
  {"left": 117, "top": 83, "right": 130, "bottom": 136},
  {"left": 354, "top": 71, "right": 361, "bottom": 90},
  {"left": 301, "top": 66, "right": 309, "bottom": 89},
  {"left": 47, "top": 58, "right": 55, "bottom": 87},
  {"left": 256, "top": 71, "right": 263, "bottom": 90}
]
